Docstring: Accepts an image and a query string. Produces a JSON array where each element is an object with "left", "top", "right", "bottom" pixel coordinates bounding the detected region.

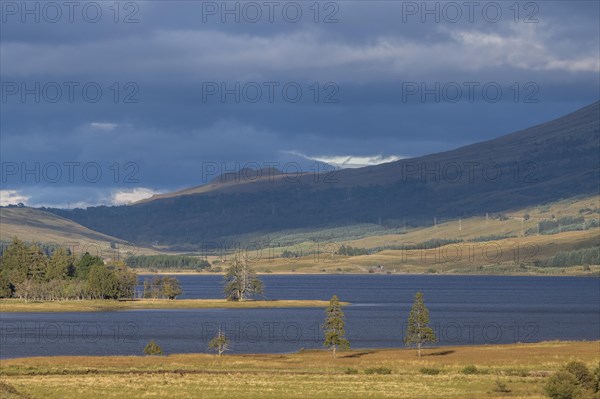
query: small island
[{"left": 0, "top": 239, "right": 345, "bottom": 313}]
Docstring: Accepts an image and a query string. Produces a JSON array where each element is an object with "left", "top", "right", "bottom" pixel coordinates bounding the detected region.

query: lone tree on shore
[
  {"left": 323, "top": 295, "right": 350, "bottom": 358},
  {"left": 404, "top": 292, "right": 437, "bottom": 357},
  {"left": 208, "top": 330, "right": 230, "bottom": 356},
  {"left": 223, "top": 258, "right": 263, "bottom": 301}
]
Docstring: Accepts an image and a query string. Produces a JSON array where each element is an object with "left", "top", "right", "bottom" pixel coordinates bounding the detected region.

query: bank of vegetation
[
  {"left": 0, "top": 238, "right": 136, "bottom": 300},
  {"left": 126, "top": 255, "right": 210, "bottom": 271}
]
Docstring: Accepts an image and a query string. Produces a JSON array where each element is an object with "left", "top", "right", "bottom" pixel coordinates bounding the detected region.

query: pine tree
[
  {"left": 404, "top": 292, "right": 437, "bottom": 357},
  {"left": 0, "top": 238, "right": 29, "bottom": 285},
  {"left": 0, "top": 274, "right": 13, "bottom": 298},
  {"left": 46, "top": 247, "right": 74, "bottom": 280},
  {"left": 323, "top": 295, "right": 349, "bottom": 358},
  {"left": 223, "top": 258, "right": 263, "bottom": 301},
  {"left": 28, "top": 247, "right": 49, "bottom": 282},
  {"left": 208, "top": 330, "right": 230, "bottom": 356},
  {"left": 75, "top": 252, "right": 104, "bottom": 279}
]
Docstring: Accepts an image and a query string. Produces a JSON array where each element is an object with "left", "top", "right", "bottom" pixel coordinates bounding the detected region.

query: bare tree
[
  {"left": 208, "top": 330, "right": 230, "bottom": 356},
  {"left": 223, "top": 257, "right": 263, "bottom": 301}
]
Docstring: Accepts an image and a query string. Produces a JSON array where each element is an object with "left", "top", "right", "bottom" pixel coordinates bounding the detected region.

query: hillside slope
[
  {"left": 48, "top": 102, "right": 600, "bottom": 248},
  {"left": 0, "top": 207, "right": 158, "bottom": 257}
]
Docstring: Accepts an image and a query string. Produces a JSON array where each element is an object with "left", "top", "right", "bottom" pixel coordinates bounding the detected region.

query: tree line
[
  {"left": 336, "top": 245, "right": 370, "bottom": 256},
  {"left": 0, "top": 238, "right": 137, "bottom": 300},
  {"left": 126, "top": 255, "right": 210, "bottom": 271},
  {"left": 540, "top": 246, "right": 600, "bottom": 268}
]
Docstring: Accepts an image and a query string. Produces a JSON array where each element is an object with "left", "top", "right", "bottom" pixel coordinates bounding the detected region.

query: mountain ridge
[
  {"left": 138, "top": 101, "right": 599, "bottom": 200},
  {"left": 47, "top": 101, "right": 600, "bottom": 247}
]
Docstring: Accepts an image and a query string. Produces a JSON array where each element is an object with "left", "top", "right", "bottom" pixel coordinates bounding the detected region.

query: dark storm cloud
[{"left": 1, "top": 0, "right": 598, "bottom": 207}]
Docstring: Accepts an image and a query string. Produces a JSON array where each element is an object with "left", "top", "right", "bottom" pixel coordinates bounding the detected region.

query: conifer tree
[
  {"left": 404, "top": 292, "right": 437, "bottom": 357},
  {"left": 323, "top": 295, "right": 350, "bottom": 358}
]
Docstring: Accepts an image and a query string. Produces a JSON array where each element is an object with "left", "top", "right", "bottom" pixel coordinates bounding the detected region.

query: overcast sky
[{"left": 1, "top": 0, "right": 598, "bottom": 208}]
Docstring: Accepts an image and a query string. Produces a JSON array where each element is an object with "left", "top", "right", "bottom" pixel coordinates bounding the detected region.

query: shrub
[
  {"left": 545, "top": 370, "right": 580, "bottom": 399},
  {"left": 492, "top": 379, "right": 511, "bottom": 393},
  {"left": 504, "top": 368, "right": 529, "bottom": 377},
  {"left": 564, "top": 361, "right": 594, "bottom": 390},
  {"left": 343, "top": 368, "right": 358, "bottom": 375},
  {"left": 143, "top": 340, "right": 163, "bottom": 356},
  {"left": 420, "top": 367, "right": 441, "bottom": 375},
  {"left": 462, "top": 365, "right": 478, "bottom": 375},
  {"left": 364, "top": 367, "right": 392, "bottom": 375}
]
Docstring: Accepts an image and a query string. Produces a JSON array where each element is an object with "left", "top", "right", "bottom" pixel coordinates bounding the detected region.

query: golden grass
[
  {"left": 1, "top": 341, "right": 598, "bottom": 398},
  {"left": 237, "top": 195, "right": 600, "bottom": 274},
  {"left": 0, "top": 299, "right": 344, "bottom": 313},
  {"left": 247, "top": 228, "right": 600, "bottom": 275}
]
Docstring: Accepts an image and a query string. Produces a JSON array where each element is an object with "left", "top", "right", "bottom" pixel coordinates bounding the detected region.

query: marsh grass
[{"left": 1, "top": 341, "right": 598, "bottom": 399}]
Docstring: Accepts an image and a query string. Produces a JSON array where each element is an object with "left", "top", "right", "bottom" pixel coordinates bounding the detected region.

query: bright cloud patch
[
  {"left": 90, "top": 122, "right": 118, "bottom": 131},
  {"left": 311, "top": 155, "right": 403, "bottom": 168},
  {"left": 0, "top": 190, "right": 29, "bottom": 206},
  {"left": 287, "top": 151, "right": 403, "bottom": 169},
  {"left": 111, "top": 188, "right": 162, "bottom": 205}
]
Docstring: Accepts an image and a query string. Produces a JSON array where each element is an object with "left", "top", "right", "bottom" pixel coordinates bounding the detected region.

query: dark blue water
[{"left": 1, "top": 275, "right": 599, "bottom": 359}]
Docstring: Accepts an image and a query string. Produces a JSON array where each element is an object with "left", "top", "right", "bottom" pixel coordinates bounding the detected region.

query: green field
[{"left": 1, "top": 341, "right": 598, "bottom": 398}]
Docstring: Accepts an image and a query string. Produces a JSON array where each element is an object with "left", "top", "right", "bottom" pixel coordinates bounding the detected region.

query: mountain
[{"left": 47, "top": 102, "right": 600, "bottom": 248}]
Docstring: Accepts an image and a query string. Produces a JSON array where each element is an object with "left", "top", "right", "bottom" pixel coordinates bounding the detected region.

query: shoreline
[
  {"left": 1, "top": 339, "right": 597, "bottom": 362},
  {"left": 0, "top": 298, "right": 347, "bottom": 313},
  {"left": 134, "top": 270, "right": 600, "bottom": 277}
]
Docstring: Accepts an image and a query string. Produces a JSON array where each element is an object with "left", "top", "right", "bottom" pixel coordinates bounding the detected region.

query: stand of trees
[
  {"left": 126, "top": 255, "right": 210, "bottom": 271},
  {"left": 540, "top": 246, "right": 600, "bottom": 267},
  {"left": 142, "top": 276, "right": 183, "bottom": 299},
  {"left": 336, "top": 245, "right": 369, "bottom": 256},
  {"left": 0, "top": 238, "right": 136, "bottom": 300}
]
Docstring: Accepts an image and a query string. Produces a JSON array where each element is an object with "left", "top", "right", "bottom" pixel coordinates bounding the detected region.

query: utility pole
[{"left": 521, "top": 218, "right": 525, "bottom": 237}]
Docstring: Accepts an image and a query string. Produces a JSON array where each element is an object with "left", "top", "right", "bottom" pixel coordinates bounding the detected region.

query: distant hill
[
  {"left": 0, "top": 207, "right": 159, "bottom": 258},
  {"left": 47, "top": 101, "right": 600, "bottom": 248}
]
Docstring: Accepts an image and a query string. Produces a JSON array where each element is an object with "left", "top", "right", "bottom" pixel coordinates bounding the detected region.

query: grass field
[
  {"left": 1, "top": 341, "right": 598, "bottom": 398},
  {"left": 240, "top": 228, "right": 600, "bottom": 275},
  {"left": 200, "top": 196, "right": 600, "bottom": 275},
  {"left": 0, "top": 299, "right": 342, "bottom": 313}
]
